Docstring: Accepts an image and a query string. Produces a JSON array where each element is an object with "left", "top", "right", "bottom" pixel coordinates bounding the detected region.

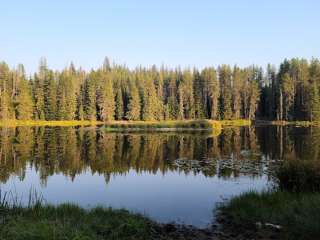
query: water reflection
[
  {"left": 0, "top": 126, "right": 267, "bottom": 185},
  {"left": 0, "top": 125, "right": 318, "bottom": 226}
]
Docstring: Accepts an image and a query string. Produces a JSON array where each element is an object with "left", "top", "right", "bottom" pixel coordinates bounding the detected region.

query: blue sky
[{"left": 1, "top": 0, "right": 319, "bottom": 73}]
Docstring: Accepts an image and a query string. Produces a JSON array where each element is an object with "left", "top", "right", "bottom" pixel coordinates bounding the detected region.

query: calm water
[{"left": 0, "top": 125, "right": 317, "bottom": 227}]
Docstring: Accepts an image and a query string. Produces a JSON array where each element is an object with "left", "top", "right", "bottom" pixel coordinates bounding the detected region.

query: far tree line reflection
[{"left": 0, "top": 126, "right": 319, "bottom": 185}]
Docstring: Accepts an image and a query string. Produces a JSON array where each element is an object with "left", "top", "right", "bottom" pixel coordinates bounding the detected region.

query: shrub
[{"left": 276, "top": 160, "right": 320, "bottom": 192}]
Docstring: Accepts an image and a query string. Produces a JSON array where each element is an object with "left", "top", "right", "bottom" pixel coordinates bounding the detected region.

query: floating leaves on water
[{"left": 169, "top": 150, "right": 279, "bottom": 179}]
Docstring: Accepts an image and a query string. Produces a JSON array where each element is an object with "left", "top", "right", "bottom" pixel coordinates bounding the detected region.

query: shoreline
[
  {"left": 0, "top": 119, "right": 319, "bottom": 129},
  {"left": 0, "top": 200, "right": 272, "bottom": 240},
  {"left": 0, "top": 119, "right": 248, "bottom": 128},
  {"left": 254, "top": 120, "right": 320, "bottom": 126}
]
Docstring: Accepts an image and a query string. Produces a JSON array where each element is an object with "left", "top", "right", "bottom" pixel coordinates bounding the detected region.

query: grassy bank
[
  {"left": 221, "top": 190, "right": 320, "bottom": 240},
  {"left": 0, "top": 203, "right": 153, "bottom": 240},
  {"left": 4, "top": 119, "right": 320, "bottom": 128},
  {"left": 0, "top": 119, "right": 250, "bottom": 128},
  {"left": 220, "top": 159, "right": 320, "bottom": 240},
  {"left": 0, "top": 120, "right": 103, "bottom": 127},
  {"left": 0, "top": 198, "right": 214, "bottom": 240}
]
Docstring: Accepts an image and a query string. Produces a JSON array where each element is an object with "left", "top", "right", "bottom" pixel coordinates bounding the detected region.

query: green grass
[
  {"left": 0, "top": 203, "right": 153, "bottom": 240},
  {"left": 221, "top": 190, "right": 320, "bottom": 240},
  {"left": 0, "top": 189, "right": 154, "bottom": 240},
  {"left": 0, "top": 120, "right": 103, "bottom": 127},
  {"left": 0, "top": 119, "right": 251, "bottom": 131}
]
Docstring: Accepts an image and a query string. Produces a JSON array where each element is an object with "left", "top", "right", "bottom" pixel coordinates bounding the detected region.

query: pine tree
[
  {"left": 142, "top": 75, "right": 160, "bottom": 121},
  {"left": 96, "top": 72, "right": 115, "bottom": 121},
  {"left": 231, "top": 66, "right": 242, "bottom": 119},
  {"left": 83, "top": 76, "right": 96, "bottom": 120},
  {"left": 43, "top": 70, "right": 56, "bottom": 120},
  {"left": 14, "top": 65, "right": 33, "bottom": 120},
  {"left": 0, "top": 62, "right": 14, "bottom": 120},
  {"left": 126, "top": 80, "right": 141, "bottom": 120},
  {"left": 201, "top": 67, "right": 219, "bottom": 119},
  {"left": 0, "top": 85, "right": 12, "bottom": 120},
  {"left": 193, "top": 69, "right": 205, "bottom": 118},
  {"left": 76, "top": 85, "right": 84, "bottom": 120},
  {"left": 165, "top": 71, "right": 178, "bottom": 119},
  {"left": 180, "top": 69, "right": 195, "bottom": 119},
  {"left": 32, "top": 58, "right": 48, "bottom": 120},
  {"left": 115, "top": 88, "right": 124, "bottom": 120},
  {"left": 310, "top": 82, "right": 320, "bottom": 121},
  {"left": 281, "top": 73, "right": 294, "bottom": 120},
  {"left": 218, "top": 65, "right": 233, "bottom": 119}
]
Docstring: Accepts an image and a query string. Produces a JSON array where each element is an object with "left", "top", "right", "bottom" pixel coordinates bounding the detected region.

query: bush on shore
[{"left": 276, "top": 159, "right": 320, "bottom": 192}]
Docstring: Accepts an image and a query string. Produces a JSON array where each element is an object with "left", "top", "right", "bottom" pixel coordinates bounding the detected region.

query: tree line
[{"left": 0, "top": 57, "right": 319, "bottom": 121}]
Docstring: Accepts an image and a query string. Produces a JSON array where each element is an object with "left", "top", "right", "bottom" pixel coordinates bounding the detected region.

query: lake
[{"left": 0, "top": 125, "right": 317, "bottom": 227}]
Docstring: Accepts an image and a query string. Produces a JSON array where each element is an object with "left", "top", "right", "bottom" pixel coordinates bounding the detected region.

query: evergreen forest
[{"left": 1, "top": 57, "right": 320, "bottom": 122}]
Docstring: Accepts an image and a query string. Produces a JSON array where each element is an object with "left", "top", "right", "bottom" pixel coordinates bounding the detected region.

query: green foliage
[
  {"left": 142, "top": 75, "right": 162, "bottom": 121},
  {"left": 43, "top": 70, "right": 57, "bottom": 120},
  {"left": 276, "top": 159, "right": 320, "bottom": 192},
  {"left": 1, "top": 57, "right": 320, "bottom": 122},
  {"left": 60, "top": 67, "right": 78, "bottom": 120},
  {"left": 115, "top": 87, "right": 124, "bottom": 120},
  {"left": 83, "top": 76, "right": 96, "bottom": 120},
  {"left": 218, "top": 65, "right": 232, "bottom": 119},
  {"left": 14, "top": 69, "right": 33, "bottom": 120},
  {"left": 126, "top": 81, "right": 141, "bottom": 120},
  {"left": 309, "top": 82, "right": 320, "bottom": 121},
  {"left": 0, "top": 62, "right": 15, "bottom": 120}
]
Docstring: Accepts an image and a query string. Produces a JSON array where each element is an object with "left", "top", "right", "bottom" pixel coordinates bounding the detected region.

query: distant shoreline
[
  {"left": 254, "top": 120, "right": 320, "bottom": 126},
  {"left": 1, "top": 119, "right": 320, "bottom": 128}
]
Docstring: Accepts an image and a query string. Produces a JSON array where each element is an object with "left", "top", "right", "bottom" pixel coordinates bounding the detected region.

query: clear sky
[{"left": 1, "top": 0, "right": 319, "bottom": 73}]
